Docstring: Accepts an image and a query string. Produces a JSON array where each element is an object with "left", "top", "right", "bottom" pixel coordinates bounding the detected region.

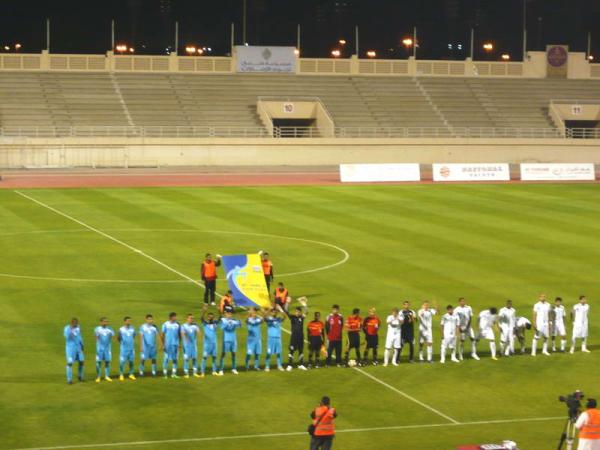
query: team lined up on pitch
[{"left": 62, "top": 293, "right": 591, "bottom": 383}]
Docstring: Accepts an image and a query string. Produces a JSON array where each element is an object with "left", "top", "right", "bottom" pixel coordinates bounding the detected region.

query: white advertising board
[
  {"left": 432, "top": 163, "right": 510, "bottom": 181},
  {"left": 520, "top": 163, "right": 595, "bottom": 181},
  {"left": 235, "top": 46, "right": 296, "bottom": 73},
  {"left": 340, "top": 163, "right": 421, "bottom": 182}
]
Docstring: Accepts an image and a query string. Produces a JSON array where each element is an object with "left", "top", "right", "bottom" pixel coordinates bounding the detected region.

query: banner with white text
[
  {"left": 235, "top": 46, "right": 296, "bottom": 73},
  {"left": 340, "top": 163, "right": 421, "bottom": 182},
  {"left": 520, "top": 163, "right": 595, "bottom": 181},
  {"left": 432, "top": 163, "right": 510, "bottom": 182}
]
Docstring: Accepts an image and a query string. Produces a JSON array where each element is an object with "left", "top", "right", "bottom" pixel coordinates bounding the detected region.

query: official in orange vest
[
  {"left": 219, "top": 290, "right": 235, "bottom": 314},
  {"left": 576, "top": 399, "right": 600, "bottom": 450},
  {"left": 344, "top": 308, "right": 362, "bottom": 366},
  {"left": 274, "top": 282, "right": 290, "bottom": 312},
  {"left": 260, "top": 251, "right": 274, "bottom": 293},
  {"left": 310, "top": 396, "right": 337, "bottom": 450},
  {"left": 201, "top": 253, "right": 221, "bottom": 306}
]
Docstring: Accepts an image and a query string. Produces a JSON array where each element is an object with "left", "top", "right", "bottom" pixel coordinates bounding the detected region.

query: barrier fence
[{"left": 1, "top": 126, "right": 598, "bottom": 139}]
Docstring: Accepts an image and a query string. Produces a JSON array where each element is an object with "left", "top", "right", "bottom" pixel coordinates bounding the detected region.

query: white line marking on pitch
[
  {"left": 0, "top": 273, "right": 187, "bottom": 283},
  {"left": 13, "top": 190, "right": 453, "bottom": 426},
  {"left": 6, "top": 416, "right": 564, "bottom": 450},
  {"left": 353, "top": 367, "right": 460, "bottom": 423}
]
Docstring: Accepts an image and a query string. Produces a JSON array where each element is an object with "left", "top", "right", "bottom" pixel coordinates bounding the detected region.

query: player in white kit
[
  {"left": 498, "top": 300, "right": 517, "bottom": 356},
  {"left": 570, "top": 295, "right": 591, "bottom": 354},
  {"left": 384, "top": 308, "right": 402, "bottom": 366},
  {"left": 418, "top": 301, "right": 437, "bottom": 363},
  {"left": 440, "top": 305, "right": 460, "bottom": 364},
  {"left": 514, "top": 316, "right": 532, "bottom": 353},
  {"left": 477, "top": 307, "right": 499, "bottom": 360},
  {"left": 551, "top": 297, "right": 567, "bottom": 352},
  {"left": 532, "top": 294, "right": 551, "bottom": 356},
  {"left": 454, "top": 297, "right": 478, "bottom": 360}
]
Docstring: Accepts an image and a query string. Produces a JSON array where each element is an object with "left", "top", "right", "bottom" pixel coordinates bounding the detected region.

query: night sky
[{"left": 0, "top": 0, "right": 598, "bottom": 60}]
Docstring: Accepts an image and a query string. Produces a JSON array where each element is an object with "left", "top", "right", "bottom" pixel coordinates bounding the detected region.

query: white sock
[
  {"left": 392, "top": 349, "right": 398, "bottom": 363},
  {"left": 451, "top": 347, "right": 456, "bottom": 359},
  {"left": 542, "top": 341, "right": 548, "bottom": 353},
  {"left": 418, "top": 348, "right": 423, "bottom": 359},
  {"left": 384, "top": 349, "right": 390, "bottom": 365},
  {"left": 490, "top": 342, "right": 496, "bottom": 358},
  {"left": 458, "top": 341, "right": 464, "bottom": 358},
  {"left": 561, "top": 339, "right": 566, "bottom": 351},
  {"left": 440, "top": 344, "right": 446, "bottom": 361},
  {"left": 471, "top": 341, "right": 477, "bottom": 355},
  {"left": 532, "top": 338, "right": 538, "bottom": 354},
  {"left": 427, "top": 346, "right": 432, "bottom": 361},
  {"left": 582, "top": 339, "right": 588, "bottom": 350},
  {"left": 499, "top": 342, "right": 505, "bottom": 354}
]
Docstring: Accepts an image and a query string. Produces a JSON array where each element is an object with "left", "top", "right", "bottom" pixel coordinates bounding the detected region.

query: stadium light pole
[
  {"left": 413, "top": 26, "right": 417, "bottom": 58},
  {"left": 242, "top": 0, "right": 247, "bottom": 45},
  {"left": 587, "top": 32, "right": 592, "bottom": 60},
  {"left": 46, "top": 18, "right": 50, "bottom": 52},
  {"left": 111, "top": 20, "right": 115, "bottom": 51},
  {"left": 231, "top": 23, "right": 235, "bottom": 51},
  {"left": 470, "top": 28, "right": 474, "bottom": 59},
  {"left": 522, "top": 0, "right": 527, "bottom": 60},
  {"left": 355, "top": 26, "right": 359, "bottom": 56},
  {"left": 174, "top": 21, "right": 179, "bottom": 54},
  {"left": 297, "top": 24, "right": 301, "bottom": 53}
]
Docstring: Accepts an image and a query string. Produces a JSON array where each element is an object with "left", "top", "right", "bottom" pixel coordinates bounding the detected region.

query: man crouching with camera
[{"left": 576, "top": 399, "right": 600, "bottom": 450}]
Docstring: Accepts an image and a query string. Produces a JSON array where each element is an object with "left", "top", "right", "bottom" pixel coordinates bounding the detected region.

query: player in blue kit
[
  {"left": 218, "top": 310, "right": 242, "bottom": 375},
  {"left": 161, "top": 312, "right": 181, "bottom": 378},
  {"left": 200, "top": 305, "right": 220, "bottom": 377},
  {"left": 118, "top": 316, "right": 137, "bottom": 381},
  {"left": 64, "top": 317, "right": 84, "bottom": 384},
  {"left": 265, "top": 306, "right": 286, "bottom": 372},
  {"left": 245, "top": 307, "right": 264, "bottom": 371},
  {"left": 94, "top": 317, "right": 115, "bottom": 382},
  {"left": 138, "top": 314, "right": 158, "bottom": 376},
  {"left": 181, "top": 313, "right": 201, "bottom": 379}
]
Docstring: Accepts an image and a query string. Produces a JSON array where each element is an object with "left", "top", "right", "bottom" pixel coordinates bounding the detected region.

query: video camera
[{"left": 559, "top": 391, "right": 584, "bottom": 421}]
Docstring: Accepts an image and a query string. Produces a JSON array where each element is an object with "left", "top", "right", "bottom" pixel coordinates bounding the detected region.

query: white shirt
[
  {"left": 516, "top": 316, "right": 531, "bottom": 329},
  {"left": 553, "top": 305, "right": 566, "bottom": 326},
  {"left": 441, "top": 313, "right": 459, "bottom": 337},
  {"left": 479, "top": 310, "right": 496, "bottom": 331},
  {"left": 573, "top": 303, "right": 590, "bottom": 328},
  {"left": 499, "top": 307, "right": 516, "bottom": 328},
  {"left": 386, "top": 314, "right": 402, "bottom": 337},
  {"left": 533, "top": 301, "right": 551, "bottom": 327},
  {"left": 418, "top": 308, "right": 436, "bottom": 332},
  {"left": 454, "top": 305, "right": 473, "bottom": 329}
]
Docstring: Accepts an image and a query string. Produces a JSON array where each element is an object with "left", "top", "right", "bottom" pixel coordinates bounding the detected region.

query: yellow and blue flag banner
[{"left": 221, "top": 254, "right": 271, "bottom": 309}]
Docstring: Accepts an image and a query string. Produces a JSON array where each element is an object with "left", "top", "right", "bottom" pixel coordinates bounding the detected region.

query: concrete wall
[
  {"left": 1, "top": 50, "right": 599, "bottom": 79},
  {"left": 1, "top": 137, "right": 599, "bottom": 168}
]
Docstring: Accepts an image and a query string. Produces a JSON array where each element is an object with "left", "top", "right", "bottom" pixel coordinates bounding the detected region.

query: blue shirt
[
  {"left": 220, "top": 318, "right": 242, "bottom": 343},
  {"left": 139, "top": 323, "right": 158, "bottom": 350},
  {"left": 95, "top": 326, "right": 115, "bottom": 350},
  {"left": 202, "top": 320, "right": 219, "bottom": 344},
  {"left": 181, "top": 323, "right": 200, "bottom": 347},
  {"left": 265, "top": 316, "right": 284, "bottom": 339},
  {"left": 246, "top": 316, "right": 264, "bottom": 340},
  {"left": 64, "top": 325, "right": 83, "bottom": 350},
  {"left": 118, "top": 325, "right": 136, "bottom": 351},
  {"left": 161, "top": 321, "right": 181, "bottom": 347}
]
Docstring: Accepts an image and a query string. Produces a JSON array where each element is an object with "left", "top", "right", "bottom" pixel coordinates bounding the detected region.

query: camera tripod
[{"left": 557, "top": 417, "right": 577, "bottom": 450}]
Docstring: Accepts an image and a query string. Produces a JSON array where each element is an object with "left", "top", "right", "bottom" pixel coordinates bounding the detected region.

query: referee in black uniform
[{"left": 286, "top": 300, "right": 308, "bottom": 370}]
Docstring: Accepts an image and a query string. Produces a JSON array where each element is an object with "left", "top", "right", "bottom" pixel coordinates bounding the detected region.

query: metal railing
[{"left": 0, "top": 125, "right": 598, "bottom": 139}]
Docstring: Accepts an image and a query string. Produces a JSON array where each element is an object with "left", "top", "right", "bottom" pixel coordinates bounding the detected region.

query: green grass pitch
[{"left": 1, "top": 184, "right": 599, "bottom": 450}]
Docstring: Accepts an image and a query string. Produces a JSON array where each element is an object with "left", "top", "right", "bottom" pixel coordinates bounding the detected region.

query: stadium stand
[{"left": 1, "top": 71, "right": 600, "bottom": 133}]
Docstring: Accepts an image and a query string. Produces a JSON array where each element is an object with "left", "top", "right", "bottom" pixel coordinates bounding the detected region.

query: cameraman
[{"left": 576, "top": 399, "right": 600, "bottom": 450}]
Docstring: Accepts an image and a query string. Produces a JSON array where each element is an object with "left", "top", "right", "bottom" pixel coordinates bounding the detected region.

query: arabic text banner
[
  {"left": 221, "top": 254, "right": 271, "bottom": 308},
  {"left": 235, "top": 46, "right": 296, "bottom": 73}
]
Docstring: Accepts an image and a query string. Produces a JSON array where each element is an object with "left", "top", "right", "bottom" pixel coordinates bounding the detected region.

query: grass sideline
[{"left": 1, "top": 184, "right": 599, "bottom": 450}]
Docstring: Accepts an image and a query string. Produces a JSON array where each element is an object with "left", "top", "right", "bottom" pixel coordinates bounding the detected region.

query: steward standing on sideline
[
  {"left": 201, "top": 253, "right": 221, "bottom": 306},
  {"left": 307, "top": 312, "right": 326, "bottom": 368},
  {"left": 325, "top": 305, "right": 344, "bottom": 367},
  {"left": 260, "top": 251, "right": 274, "bottom": 293},
  {"left": 309, "top": 396, "right": 337, "bottom": 450}
]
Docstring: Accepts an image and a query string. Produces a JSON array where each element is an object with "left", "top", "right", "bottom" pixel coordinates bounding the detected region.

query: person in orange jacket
[
  {"left": 273, "top": 282, "right": 290, "bottom": 312},
  {"left": 344, "top": 308, "right": 362, "bottom": 366},
  {"left": 201, "top": 253, "right": 221, "bottom": 306},
  {"left": 219, "top": 290, "right": 235, "bottom": 314},
  {"left": 575, "top": 398, "right": 600, "bottom": 450},
  {"left": 310, "top": 396, "right": 337, "bottom": 450},
  {"left": 260, "top": 251, "right": 274, "bottom": 293}
]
